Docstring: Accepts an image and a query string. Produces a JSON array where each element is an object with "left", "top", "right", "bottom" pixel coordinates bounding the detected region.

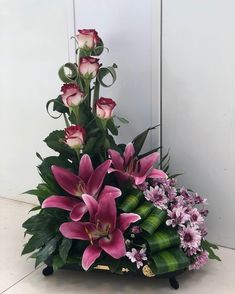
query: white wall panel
[
  {"left": 0, "top": 0, "right": 74, "bottom": 203},
  {"left": 162, "top": 0, "right": 235, "bottom": 248}
]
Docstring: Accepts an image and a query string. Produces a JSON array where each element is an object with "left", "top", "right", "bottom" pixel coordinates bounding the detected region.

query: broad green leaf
[
  {"left": 59, "top": 238, "right": 72, "bottom": 263},
  {"left": 22, "top": 232, "right": 55, "bottom": 255},
  {"left": 144, "top": 227, "right": 180, "bottom": 253},
  {"left": 150, "top": 247, "right": 189, "bottom": 274},
  {"left": 132, "top": 125, "right": 159, "bottom": 155},
  {"left": 115, "top": 116, "right": 129, "bottom": 124},
  {"left": 140, "top": 207, "right": 167, "bottom": 235},
  {"left": 53, "top": 95, "right": 68, "bottom": 114},
  {"left": 119, "top": 191, "right": 143, "bottom": 212},
  {"left": 201, "top": 240, "right": 221, "bottom": 261},
  {"left": 58, "top": 63, "right": 78, "bottom": 83},
  {"left": 107, "top": 119, "right": 118, "bottom": 136},
  {"left": 53, "top": 255, "right": 65, "bottom": 270},
  {"left": 35, "top": 235, "right": 61, "bottom": 267},
  {"left": 134, "top": 202, "right": 154, "bottom": 220}
]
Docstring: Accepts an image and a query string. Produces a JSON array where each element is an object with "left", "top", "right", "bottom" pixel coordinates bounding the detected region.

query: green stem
[
  {"left": 63, "top": 113, "right": 70, "bottom": 128},
  {"left": 85, "top": 80, "right": 91, "bottom": 108}
]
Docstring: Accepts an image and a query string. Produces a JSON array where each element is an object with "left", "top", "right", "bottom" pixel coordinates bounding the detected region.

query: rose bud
[
  {"left": 64, "top": 125, "right": 86, "bottom": 149},
  {"left": 77, "top": 29, "right": 100, "bottom": 50},
  {"left": 61, "top": 84, "right": 84, "bottom": 108},
  {"left": 79, "top": 57, "right": 101, "bottom": 79},
  {"left": 96, "top": 97, "right": 116, "bottom": 119}
]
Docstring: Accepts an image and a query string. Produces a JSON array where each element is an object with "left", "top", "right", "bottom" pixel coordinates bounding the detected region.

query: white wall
[
  {"left": 0, "top": 0, "right": 161, "bottom": 203},
  {"left": 0, "top": 0, "right": 73, "bottom": 203},
  {"left": 74, "top": 0, "right": 161, "bottom": 150},
  {"left": 162, "top": 0, "right": 235, "bottom": 248}
]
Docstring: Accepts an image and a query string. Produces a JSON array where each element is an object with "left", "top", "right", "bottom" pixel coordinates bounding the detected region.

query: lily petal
[
  {"left": 86, "top": 160, "right": 111, "bottom": 196},
  {"left": 148, "top": 168, "right": 167, "bottom": 179},
  {"left": 51, "top": 165, "right": 81, "bottom": 196},
  {"left": 82, "top": 244, "right": 102, "bottom": 271},
  {"left": 137, "top": 152, "right": 160, "bottom": 177},
  {"left": 70, "top": 202, "right": 88, "bottom": 221},
  {"left": 108, "top": 149, "right": 124, "bottom": 170},
  {"left": 134, "top": 175, "right": 147, "bottom": 186},
  {"left": 98, "top": 185, "right": 122, "bottom": 202},
  {"left": 60, "top": 221, "right": 94, "bottom": 240},
  {"left": 123, "top": 143, "right": 135, "bottom": 165},
  {"left": 95, "top": 198, "right": 117, "bottom": 232},
  {"left": 79, "top": 154, "right": 94, "bottom": 184},
  {"left": 82, "top": 194, "right": 98, "bottom": 222},
  {"left": 118, "top": 213, "right": 141, "bottom": 233},
  {"left": 42, "top": 195, "right": 79, "bottom": 211},
  {"left": 99, "top": 228, "right": 126, "bottom": 259},
  {"left": 108, "top": 168, "right": 131, "bottom": 182}
]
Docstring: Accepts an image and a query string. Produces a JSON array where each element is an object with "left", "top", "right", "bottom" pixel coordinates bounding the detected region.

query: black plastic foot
[
  {"left": 169, "top": 277, "right": 179, "bottom": 289},
  {"left": 42, "top": 266, "right": 54, "bottom": 276}
]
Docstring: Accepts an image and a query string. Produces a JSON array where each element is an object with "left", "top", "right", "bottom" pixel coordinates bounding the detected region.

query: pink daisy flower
[
  {"left": 189, "top": 251, "right": 209, "bottom": 270},
  {"left": 166, "top": 206, "right": 190, "bottom": 227},
  {"left": 144, "top": 186, "right": 168, "bottom": 210},
  {"left": 126, "top": 248, "right": 147, "bottom": 269},
  {"left": 179, "top": 225, "right": 201, "bottom": 256},
  {"left": 189, "top": 208, "right": 204, "bottom": 225}
]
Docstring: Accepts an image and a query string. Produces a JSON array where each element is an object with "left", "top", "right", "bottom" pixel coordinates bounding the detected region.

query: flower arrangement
[{"left": 22, "top": 29, "right": 220, "bottom": 280}]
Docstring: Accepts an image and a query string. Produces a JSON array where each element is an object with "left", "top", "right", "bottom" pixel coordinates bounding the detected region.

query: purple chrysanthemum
[
  {"left": 188, "top": 208, "right": 204, "bottom": 225},
  {"left": 179, "top": 225, "right": 201, "bottom": 255},
  {"left": 126, "top": 248, "right": 147, "bottom": 269},
  {"left": 144, "top": 186, "right": 168, "bottom": 210},
  {"left": 189, "top": 251, "right": 209, "bottom": 270},
  {"left": 166, "top": 206, "right": 190, "bottom": 227}
]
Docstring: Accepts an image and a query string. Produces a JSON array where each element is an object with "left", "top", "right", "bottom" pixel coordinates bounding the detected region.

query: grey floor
[{"left": 0, "top": 197, "right": 234, "bottom": 294}]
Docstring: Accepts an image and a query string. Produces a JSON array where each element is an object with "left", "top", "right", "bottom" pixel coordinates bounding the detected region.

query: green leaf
[
  {"left": 132, "top": 125, "right": 159, "bottom": 155},
  {"left": 29, "top": 206, "right": 41, "bottom": 212},
  {"left": 134, "top": 202, "right": 154, "bottom": 220},
  {"left": 46, "top": 99, "right": 62, "bottom": 119},
  {"left": 53, "top": 95, "right": 68, "bottom": 114},
  {"left": 115, "top": 116, "right": 129, "bottom": 124},
  {"left": 58, "top": 63, "right": 78, "bottom": 83},
  {"left": 119, "top": 191, "right": 143, "bottom": 212},
  {"left": 201, "top": 240, "right": 221, "bottom": 261},
  {"left": 36, "top": 152, "right": 43, "bottom": 161},
  {"left": 59, "top": 238, "right": 72, "bottom": 263},
  {"left": 140, "top": 207, "right": 167, "bottom": 235},
  {"left": 138, "top": 147, "right": 161, "bottom": 159},
  {"left": 144, "top": 227, "right": 180, "bottom": 253},
  {"left": 44, "top": 130, "right": 75, "bottom": 157},
  {"left": 35, "top": 235, "right": 61, "bottom": 267},
  {"left": 150, "top": 247, "right": 189, "bottom": 274},
  {"left": 52, "top": 255, "right": 65, "bottom": 270},
  {"left": 22, "top": 232, "right": 55, "bottom": 255},
  {"left": 91, "top": 39, "right": 104, "bottom": 56},
  {"left": 97, "top": 66, "right": 117, "bottom": 87},
  {"left": 107, "top": 119, "right": 118, "bottom": 136}
]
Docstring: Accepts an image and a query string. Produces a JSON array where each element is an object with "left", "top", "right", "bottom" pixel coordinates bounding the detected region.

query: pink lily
[
  {"left": 108, "top": 143, "right": 167, "bottom": 186},
  {"left": 42, "top": 154, "right": 111, "bottom": 221},
  {"left": 60, "top": 190, "right": 141, "bottom": 271}
]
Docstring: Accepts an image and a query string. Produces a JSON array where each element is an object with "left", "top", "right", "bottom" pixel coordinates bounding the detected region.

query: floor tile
[{"left": 0, "top": 198, "right": 35, "bottom": 293}]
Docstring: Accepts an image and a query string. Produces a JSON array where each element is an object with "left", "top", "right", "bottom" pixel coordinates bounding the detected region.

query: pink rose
[
  {"left": 79, "top": 57, "right": 101, "bottom": 79},
  {"left": 77, "top": 29, "right": 100, "bottom": 49},
  {"left": 96, "top": 97, "right": 116, "bottom": 119},
  {"left": 64, "top": 125, "right": 86, "bottom": 149},
  {"left": 61, "top": 84, "right": 84, "bottom": 107}
]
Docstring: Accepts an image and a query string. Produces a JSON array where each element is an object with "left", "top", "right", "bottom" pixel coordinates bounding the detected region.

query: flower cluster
[{"left": 143, "top": 178, "right": 209, "bottom": 270}]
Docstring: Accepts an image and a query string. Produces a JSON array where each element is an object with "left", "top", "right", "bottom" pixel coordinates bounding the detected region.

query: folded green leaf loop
[
  {"left": 97, "top": 66, "right": 116, "bottom": 87},
  {"left": 144, "top": 227, "right": 180, "bottom": 253},
  {"left": 150, "top": 247, "right": 189, "bottom": 274},
  {"left": 134, "top": 201, "right": 154, "bottom": 220},
  {"left": 119, "top": 192, "right": 143, "bottom": 212},
  {"left": 58, "top": 63, "right": 78, "bottom": 83},
  {"left": 140, "top": 207, "right": 167, "bottom": 235}
]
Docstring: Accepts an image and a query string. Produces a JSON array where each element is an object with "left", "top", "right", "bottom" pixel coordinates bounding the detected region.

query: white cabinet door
[
  {"left": 162, "top": 0, "right": 235, "bottom": 248},
  {"left": 74, "top": 0, "right": 161, "bottom": 150}
]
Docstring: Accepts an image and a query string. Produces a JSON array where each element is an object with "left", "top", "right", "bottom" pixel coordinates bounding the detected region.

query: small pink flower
[
  {"left": 144, "top": 186, "right": 168, "bottom": 210},
  {"left": 77, "top": 29, "right": 100, "bottom": 49},
  {"left": 131, "top": 226, "right": 141, "bottom": 234},
  {"left": 96, "top": 97, "right": 116, "bottom": 119},
  {"left": 179, "top": 225, "right": 201, "bottom": 256},
  {"left": 64, "top": 125, "right": 86, "bottom": 149},
  {"left": 61, "top": 84, "right": 84, "bottom": 107},
  {"left": 188, "top": 208, "right": 204, "bottom": 225},
  {"left": 189, "top": 251, "right": 209, "bottom": 270},
  {"left": 79, "top": 57, "right": 101, "bottom": 79},
  {"left": 126, "top": 248, "right": 147, "bottom": 269},
  {"left": 166, "top": 206, "right": 190, "bottom": 227}
]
